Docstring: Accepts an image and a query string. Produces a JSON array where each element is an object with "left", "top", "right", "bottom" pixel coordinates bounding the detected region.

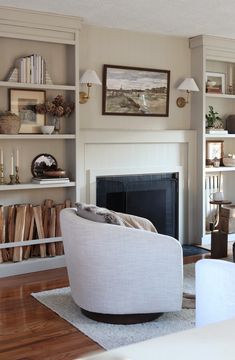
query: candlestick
[
  {"left": 10, "top": 153, "right": 14, "bottom": 175},
  {"left": 8, "top": 174, "right": 15, "bottom": 185},
  {"left": 15, "top": 166, "right": 20, "bottom": 184},
  {"left": 0, "top": 163, "right": 5, "bottom": 185},
  {"left": 16, "top": 149, "right": 19, "bottom": 167}
]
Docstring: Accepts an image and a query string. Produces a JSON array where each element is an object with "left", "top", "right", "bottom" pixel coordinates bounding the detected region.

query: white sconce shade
[
  {"left": 80, "top": 70, "right": 102, "bottom": 85},
  {"left": 79, "top": 70, "right": 102, "bottom": 104},
  {"left": 176, "top": 77, "right": 199, "bottom": 107}
]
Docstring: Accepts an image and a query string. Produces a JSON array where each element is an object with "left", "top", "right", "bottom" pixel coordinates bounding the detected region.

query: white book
[
  {"left": 32, "top": 179, "right": 70, "bottom": 184},
  {"left": 206, "top": 129, "right": 228, "bottom": 134},
  {"left": 30, "top": 55, "right": 34, "bottom": 83},
  {"left": 32, "top": 177, "right": 69, "bottom": 181}
]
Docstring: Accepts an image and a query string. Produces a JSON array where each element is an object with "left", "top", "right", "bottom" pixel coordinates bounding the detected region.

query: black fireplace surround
[{"left": 96, "top": 173, "right": 179, "bottom": 239}]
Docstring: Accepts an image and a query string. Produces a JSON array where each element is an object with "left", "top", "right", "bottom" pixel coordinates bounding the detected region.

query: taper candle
[
  {"left": 10, "top": 153, "right": 14, "bottom": 175},
  {"left": 0, "top": 148, "right": 3, "bottom": 164},
  {"left": 16, "top": 149, "right": 19, "bottom": 167}
]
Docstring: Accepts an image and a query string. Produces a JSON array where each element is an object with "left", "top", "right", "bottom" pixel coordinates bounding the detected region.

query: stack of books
[
  {"left": 206, "top": 129, "right": 228, "bottom": 135},
  {"left": 32, "top": 177, "right": 70, "bottom": 184},
  {"left": 15, "top": 54, "right": 46, "bottom": 84}
]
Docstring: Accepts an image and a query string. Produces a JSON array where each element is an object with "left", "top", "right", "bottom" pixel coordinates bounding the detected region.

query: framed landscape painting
[
  {"left": 102, "top": 64, "right": 170, "bottom": 116},
  {"left": 9, "top": 89, "right": 45, "bottom": 133}
]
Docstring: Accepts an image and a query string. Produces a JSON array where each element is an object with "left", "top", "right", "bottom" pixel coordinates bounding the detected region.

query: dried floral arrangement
[{"left": 35, "top": 95, "right": 75, "bottom": 118}]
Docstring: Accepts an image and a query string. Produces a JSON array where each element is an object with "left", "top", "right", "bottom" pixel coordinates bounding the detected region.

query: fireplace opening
[{"left": 96, "top": 173, "right": 179, "bottom": 238}]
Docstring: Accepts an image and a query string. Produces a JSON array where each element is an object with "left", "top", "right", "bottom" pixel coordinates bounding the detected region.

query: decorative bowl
[
  {"left": 43, "top": 169, "right": 66, "bottom": 178},
  {"left": 223, "top": 157, "right": 235, "bottom": 167},
  {"left": 40, "top": 125, "right": 55, "bottom": 135}
]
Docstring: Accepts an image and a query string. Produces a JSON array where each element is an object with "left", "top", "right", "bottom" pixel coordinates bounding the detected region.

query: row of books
[
  {"left": 16, "top": 54, "right": 46, "bottom": 84},
  {"left": 32, "top": 177, "right": 70, "bottom": 184}
]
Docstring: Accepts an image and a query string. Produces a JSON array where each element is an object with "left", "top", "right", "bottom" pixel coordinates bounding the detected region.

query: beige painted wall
[{"left": 79, "top": 25, "right": 191, "bottom": 130}]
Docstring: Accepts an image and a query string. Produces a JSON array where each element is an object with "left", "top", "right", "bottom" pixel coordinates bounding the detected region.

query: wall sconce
[
  {"left": 176, "top": 78, "right": 199, "bottom": 108},
  {"left": 79, "top": 70, "right": 102, "bottom": 104}
]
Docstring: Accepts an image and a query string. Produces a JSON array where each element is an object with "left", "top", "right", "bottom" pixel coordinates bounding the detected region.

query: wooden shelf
[
  {"left": 0, "top": 134, "right": 75, "bottom": 140},
  {"left": 0, "top": 182, "right": 76, "bottom": 191},
  {"left": 0, "top": 81, "right": 75, "bottom": 91}
]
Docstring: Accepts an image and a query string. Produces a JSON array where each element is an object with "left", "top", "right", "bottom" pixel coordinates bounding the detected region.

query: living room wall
[{"left": 79, "top": 24, "right": 191, "bottom": 130}]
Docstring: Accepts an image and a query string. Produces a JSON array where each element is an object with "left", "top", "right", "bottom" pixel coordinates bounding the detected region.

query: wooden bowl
[{"left": 43, "top": 170, "right": 66, "bottom": 177}]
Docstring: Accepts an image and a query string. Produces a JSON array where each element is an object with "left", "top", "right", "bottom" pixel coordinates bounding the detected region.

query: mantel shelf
[
  {"left": 0, "top": 81, "right": 76, "bottom": 91},
  {"left": 0, "top": 182, "right": 76, "bottom": 191},
  {"left": 206, "top": 93, "right": 235, "bottom": 100},
  {"left": 205, "top": 134, "right": 235, "bottom": 139},
  {"left": 205, "top": 167, "right": 235, "bottom": 172},
  {"left": 0, "top": 134, "right": 76, "bottom": 140}
]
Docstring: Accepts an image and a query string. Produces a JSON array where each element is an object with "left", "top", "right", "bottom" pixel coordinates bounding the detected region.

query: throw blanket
[{"left": 75, "top": 202, "right": 157, "bottom": 233}]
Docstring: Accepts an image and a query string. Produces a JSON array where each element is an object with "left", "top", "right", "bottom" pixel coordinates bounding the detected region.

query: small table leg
[{"left": 211, "top": 231, "right": 228, "bottom": 259}]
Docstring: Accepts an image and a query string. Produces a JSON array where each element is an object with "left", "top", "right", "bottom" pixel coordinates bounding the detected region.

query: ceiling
[{"left": 0, "top": 0, "right": 235, "bottom": 39}]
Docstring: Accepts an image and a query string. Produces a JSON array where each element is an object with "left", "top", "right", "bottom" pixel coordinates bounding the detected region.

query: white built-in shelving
[
  {"left": 190, "top": 35, "right": 235, "bottom": 243},
  {"left": 0, "top": 7, "right": 81, "bottom": 277}
]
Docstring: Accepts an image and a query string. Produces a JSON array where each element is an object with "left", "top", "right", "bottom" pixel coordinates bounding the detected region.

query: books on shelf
[
  {"left": 6, "top": 54, "right": 53, "bottom": 85},
  {"left": 206, "top": 129, "right": 228, "bottom": 135},
  {"left": 32, "top": 177, "right": 70, "bottom": 184}
]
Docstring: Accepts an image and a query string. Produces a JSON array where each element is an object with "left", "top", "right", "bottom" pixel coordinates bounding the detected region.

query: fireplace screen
[{"left": 96, "top": 173, "right": 179, "bottom": 238}]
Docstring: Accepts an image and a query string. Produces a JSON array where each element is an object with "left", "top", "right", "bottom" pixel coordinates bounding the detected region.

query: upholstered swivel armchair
[
  {"left": 196, "top": 259, "right": 235, "bottom": 327},
  {"left": 60, "top": 207, "right": 183, "bottom": 324}
]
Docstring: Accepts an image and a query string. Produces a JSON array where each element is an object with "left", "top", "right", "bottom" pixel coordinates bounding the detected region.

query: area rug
[
  {"left": 182, "top": 244, "right": 210, "bottom": 257},
  {"left": 31, "top": 264, "right": 195, "bottom": 350}
]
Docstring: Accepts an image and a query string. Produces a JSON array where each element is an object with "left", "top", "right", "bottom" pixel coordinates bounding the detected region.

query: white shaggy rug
[{"left": 31, "top": 264, "right": 195, "bottom": 350}]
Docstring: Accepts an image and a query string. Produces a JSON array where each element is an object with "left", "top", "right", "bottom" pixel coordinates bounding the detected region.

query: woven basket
[{"left": 0, "top": 113, "right": 21, "bottom": 134}]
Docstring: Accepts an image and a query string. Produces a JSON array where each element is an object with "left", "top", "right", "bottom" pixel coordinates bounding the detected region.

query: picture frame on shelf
[
  {"left": 9, "top": 89, "right": 45, "bottom": 133},
  {"left": 102, "top": 64, "right": 170, "bottom": 116},
  {"left": 206, "top": 140, "right": 224, "bottom": 166},
  {"left": 206, "top": 72, "right": 225, "bottom": 94}
]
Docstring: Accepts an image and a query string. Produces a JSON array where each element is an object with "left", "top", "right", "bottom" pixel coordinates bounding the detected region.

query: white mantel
[{"left": 78, "top": 129, "right": 197, "bottom": 244}]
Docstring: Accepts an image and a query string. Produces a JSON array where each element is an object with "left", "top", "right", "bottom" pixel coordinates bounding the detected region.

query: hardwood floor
[{"left": 0, "top": 251, "right": 221, "bottom": 360}]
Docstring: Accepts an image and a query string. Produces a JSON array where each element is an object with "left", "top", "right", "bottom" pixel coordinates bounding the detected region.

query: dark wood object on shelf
[
  {"left": 55, "top": 204, "right": 65, "bottom": 255},
  {"left": 7, "top": 205, "right": 16, "bottom": 261},
  {"left": 0, "top": 205, "right": 6, "bottom": 263},
  {"left": 13, "top": 205, "right": 27, "bottom": 262},
  {"left": 33, "top": 205, "right": 47, "bottom": 258}
]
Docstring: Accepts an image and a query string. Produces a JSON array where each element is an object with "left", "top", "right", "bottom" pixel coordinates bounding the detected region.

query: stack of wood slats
[{"left": 0, "top": 199, "right": 72, "bottom": 263}]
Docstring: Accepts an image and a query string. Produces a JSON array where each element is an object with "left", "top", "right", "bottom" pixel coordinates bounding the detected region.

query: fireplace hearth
[{"left": 96, "top": 173, "right": 179, "bottom": 238}]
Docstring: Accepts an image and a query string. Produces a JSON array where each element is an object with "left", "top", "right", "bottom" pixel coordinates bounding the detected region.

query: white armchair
[
  {"left": 60, "top": 208, "right": 183, "bottom": 324},
  {"left": 196, "top": 259, "right": 235, "bottom": 327}
]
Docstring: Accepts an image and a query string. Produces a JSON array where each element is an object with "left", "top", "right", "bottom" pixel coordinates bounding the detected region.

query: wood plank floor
[{"left": 0, "top": 252, "right": 215, "bottom": 360}]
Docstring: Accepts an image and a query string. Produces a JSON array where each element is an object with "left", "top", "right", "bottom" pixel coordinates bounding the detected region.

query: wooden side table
[{"left": 210, "top": 200, "right": 232, "bottom": 259}]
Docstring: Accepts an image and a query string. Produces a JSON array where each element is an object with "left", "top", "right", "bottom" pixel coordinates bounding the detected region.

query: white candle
[
  {"left": 0, "top": 148, "right": 3, "bottom": 164},
  {"left": 230, "top": 64, "right": 233, "bottom": 86},
  {"left": 10, "top": 153, "right": 14, "bottom": 175},
  {"left": 16, "top": 149, "right": 19, "bottom": 167}
]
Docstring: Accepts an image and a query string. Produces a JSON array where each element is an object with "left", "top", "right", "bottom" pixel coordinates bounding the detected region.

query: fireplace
[{"left": 96, "top": 173, "right": 179, "bottom": 238}]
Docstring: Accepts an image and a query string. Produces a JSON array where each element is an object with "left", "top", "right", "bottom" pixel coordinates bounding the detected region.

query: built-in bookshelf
[
  {"left": 0, "top": 7, "right": 81, "bottom": 277},
  {"left": 190, "top": 35, "right": 235, "bottom": 243}
]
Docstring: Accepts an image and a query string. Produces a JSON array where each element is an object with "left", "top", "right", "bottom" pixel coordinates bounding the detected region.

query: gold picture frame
[
  {"left": 206, "top": 140, "right": 224, "bottom": 166},
  {"left": 9, "top": 89, "right": 45, "bottom": 133}
]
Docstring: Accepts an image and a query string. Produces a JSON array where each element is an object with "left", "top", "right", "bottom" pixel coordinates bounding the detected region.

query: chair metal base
[{"left": 81, "top": 308, "right": 163, "bottom": 324}]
